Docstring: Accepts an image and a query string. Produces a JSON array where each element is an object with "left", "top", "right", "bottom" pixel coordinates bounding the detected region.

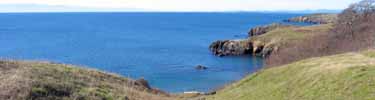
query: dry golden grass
[{"left": 0, "top": 60, "right": 180, "bottom": 100}]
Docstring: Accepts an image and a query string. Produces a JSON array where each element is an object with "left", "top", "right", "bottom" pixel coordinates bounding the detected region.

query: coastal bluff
[
  {"left": 209, "top": 14, "right": 335, "bottom": 57},
  {"left": 210, "top": 23, "right": 292, "bottom": 57}
]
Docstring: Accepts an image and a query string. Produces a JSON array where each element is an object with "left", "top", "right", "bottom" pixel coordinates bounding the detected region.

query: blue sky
[{"left": 0, "top": 0, "right": 362, "bottom": 12}]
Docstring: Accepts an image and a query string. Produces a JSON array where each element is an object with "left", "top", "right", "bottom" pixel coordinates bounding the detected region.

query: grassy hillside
[
  {"left": 207, "top": 49, "right": 375, "bottom": 100},
  {"left": 249, "top": 24, "right": 333, "bottom": 51},
  {"left": 0, "top": 60, "right": 177, "bottom": 100}
]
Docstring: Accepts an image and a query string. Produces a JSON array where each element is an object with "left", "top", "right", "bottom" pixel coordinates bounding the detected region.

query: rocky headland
[
  {"left": 284, "top": 13, "right": 338, "bottom": 24},
  {"left": 209, "top": 13, "right": 336, "bottom": 57},
  {"left": 209, "top": 23, "right": 292, "bottom": 57}
]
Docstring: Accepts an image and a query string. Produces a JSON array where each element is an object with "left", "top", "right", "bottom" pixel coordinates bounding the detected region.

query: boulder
[
  {"left": 123, "top": 96, "right": 130, "bottom": 100},
  {"left": 195, "top": 65, "right": 208, "bottom": 70},
  {"left": 135, "top": 78, "right": 151, "bottom": 89},
  {"left": 132, "top": 78, "right": 170, "bottom": 96},
  {"left": 205, "top": 91, "right": 217, "bottom": 95}
]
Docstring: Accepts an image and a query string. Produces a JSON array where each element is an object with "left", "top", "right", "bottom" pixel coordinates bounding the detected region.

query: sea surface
[{"left": 0, "top": 12, "right": 304, "bottom": 92}]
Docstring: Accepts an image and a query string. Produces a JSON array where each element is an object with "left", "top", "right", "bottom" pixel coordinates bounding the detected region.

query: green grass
[
  {"left": 0, "top": 61, "right": 178, "bottom": 100},
  {"left": 207, "top": 50, "right": 375, "bottom": 100},
  {"left": 231, "top": 24, "right": 333, "bottom": 55},
  {"left": 249, "top": 24, "right": 333, "bottom": 48}
]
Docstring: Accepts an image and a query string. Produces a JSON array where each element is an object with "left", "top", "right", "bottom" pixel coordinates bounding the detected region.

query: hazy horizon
[
  {"left": 0, "top": 0, "right": 360, "bottom": 12},
  {"left": 0, "top": 5, "right": 342, "bottom": 13}
]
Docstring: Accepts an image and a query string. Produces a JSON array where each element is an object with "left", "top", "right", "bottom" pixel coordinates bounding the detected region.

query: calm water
[{"left": 0, "top": 12, "right": 303, "bottom": 92}]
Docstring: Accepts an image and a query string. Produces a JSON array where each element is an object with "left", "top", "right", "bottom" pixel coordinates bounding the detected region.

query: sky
[{"left": 0, "top": 0, "right": 362, "bottom": 12}]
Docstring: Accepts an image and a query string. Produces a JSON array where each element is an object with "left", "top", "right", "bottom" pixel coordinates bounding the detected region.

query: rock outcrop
[
  {"left": 210, "top": 14, "right": 334, "bottom": 57},
  {"left": 210, "top": 23, "right": 292, "bottom": 57},
  {"left": 250, "top": 40, "right": 277, "bottom": 57},
  {"left": 248, "top": 23, "right": 292, "bottom": 37},
  {"left": 209, "top": 39, "right": 272, "bottom": 57},
  {"left": 135, "top": 78, "right": 152, "bottom": 89},
  {"left": 195, "top": 65, "right": 208, "bottom": 70},
  {"left": 284, "top": 13, "right": 338, "bottom": 24},
  {"left": 209, "top": 40, "right": 252, "bottom": 56}
]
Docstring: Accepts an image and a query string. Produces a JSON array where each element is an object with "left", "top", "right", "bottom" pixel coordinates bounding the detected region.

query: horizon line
[
  {"left": 0, "top": 10, "right": 343, "bottom": 14},
  {"left": 0, "top": 3, "right": 342, "bottom": 14}
]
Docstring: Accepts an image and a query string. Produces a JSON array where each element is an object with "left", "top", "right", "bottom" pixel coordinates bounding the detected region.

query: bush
[{"left": 266, "top": 0, "right": 375, "bottom": 67}]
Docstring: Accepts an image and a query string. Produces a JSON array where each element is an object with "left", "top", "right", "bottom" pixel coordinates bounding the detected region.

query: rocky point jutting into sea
[{"left": 209, "top": 13, "right": 338, "bottom": 57}]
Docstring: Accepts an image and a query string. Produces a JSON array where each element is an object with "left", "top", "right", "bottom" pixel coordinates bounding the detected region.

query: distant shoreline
[{"left": 0, "top": 10, "right": 341, "bottom": 14}]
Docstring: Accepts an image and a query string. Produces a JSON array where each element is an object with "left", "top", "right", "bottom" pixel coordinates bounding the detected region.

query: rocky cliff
[
  {"left": 209, "top": 24, "right": 332, "bottom": 57},
  {"left": 209, "top": 40, "right": 252, "bottom": 57},
  {"left": 209, "top": 14, "right": 336, "bottom": 57},
  {"left": 209, "top": 39, "right": 273, "bottom": 57},
  {"left": 209, "top": 23, "right": 291, "bottom": 57}
]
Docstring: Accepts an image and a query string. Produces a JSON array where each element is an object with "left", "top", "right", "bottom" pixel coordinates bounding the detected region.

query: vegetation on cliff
[
  {"left": 248, "top": 24, "right": 332, "bottom": 57},
  {"left": 209, "top": 23, "right": 332, "bottom": 57},
  {"left": 209, "top": 12, "right": 336, "bottom": 57},
  {"left": 210, "top": 0, "right": 375, "bottom": 67},
  {"left": 267, "top": 0, "right": 375, "bottom": 66},
  {"left": 208, "top": 50, "right": 375, "bottom": 100}
]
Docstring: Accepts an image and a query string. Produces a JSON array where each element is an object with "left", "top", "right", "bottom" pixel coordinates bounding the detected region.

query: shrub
[{"left": 266, "top": 0, "right": 375, "bottom": 67}]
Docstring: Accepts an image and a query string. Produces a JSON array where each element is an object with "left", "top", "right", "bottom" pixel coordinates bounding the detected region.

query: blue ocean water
[{"left": 0, "top": 12, "right": 303, "bottom": 92}]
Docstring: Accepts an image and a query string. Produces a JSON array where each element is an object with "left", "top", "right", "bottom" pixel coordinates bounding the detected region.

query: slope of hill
[
  {"left": 0, "top": 60, "right": 177, "bottom": 100},
  {"left": 207, "top": 50, "right": 375, "bottom": 100}
]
